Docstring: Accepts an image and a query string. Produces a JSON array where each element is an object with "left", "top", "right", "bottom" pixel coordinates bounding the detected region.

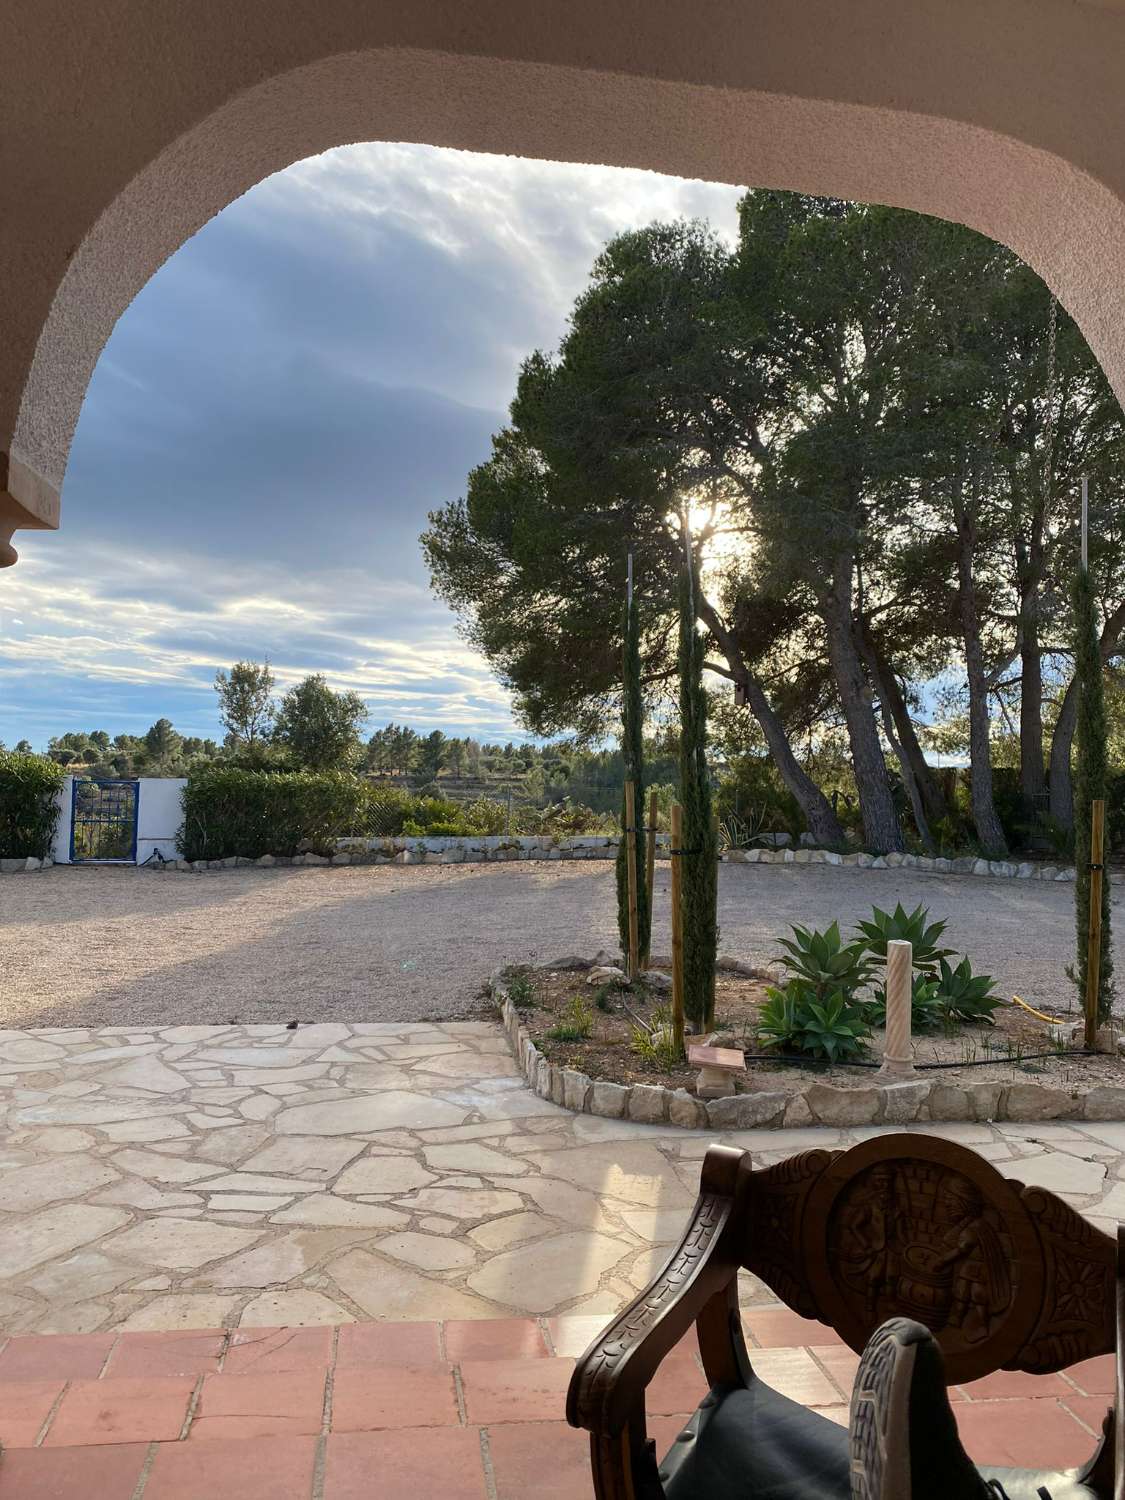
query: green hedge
[
  {"left": 0, "top": 751, "right": 64, "bottom": 858},
  {"left": 180, "top": 768, "right": 376, "bottom": 860},
  {"left": 179, "top": 771, "right": 572, "bottom": 858}
]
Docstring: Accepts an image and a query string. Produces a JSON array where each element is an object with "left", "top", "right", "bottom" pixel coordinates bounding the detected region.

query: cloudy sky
[{"left": 0, "top": 144, "right": 743, "bottom": 750}]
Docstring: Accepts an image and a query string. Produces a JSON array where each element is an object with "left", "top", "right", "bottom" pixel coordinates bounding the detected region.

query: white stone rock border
[
  {"left": 3, "top": 833, "right": 1078, "bottom": 881},
  {"left": 492, "top": 977, "right": 1125, "bottom": 1129},
  {"left": 0, "top": 855, "right": 53, "bottom": 872}
]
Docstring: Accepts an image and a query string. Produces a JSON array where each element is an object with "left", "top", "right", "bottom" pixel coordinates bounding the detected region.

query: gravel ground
[{"left": 2, "top": 861, "right": 1119, "bottom": 1028}]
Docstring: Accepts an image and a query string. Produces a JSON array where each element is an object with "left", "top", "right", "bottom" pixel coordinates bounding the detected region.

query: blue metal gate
[{"left": 70, "top": 779, "right": 138, "bottom": 863}]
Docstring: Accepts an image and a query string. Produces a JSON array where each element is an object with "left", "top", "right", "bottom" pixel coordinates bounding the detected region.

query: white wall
[
  {"left": 136, "top": 777, "right": 186, "bottom": 864},
  {"left": 53, "top": 776, "right": 186, "bottom": 864}
]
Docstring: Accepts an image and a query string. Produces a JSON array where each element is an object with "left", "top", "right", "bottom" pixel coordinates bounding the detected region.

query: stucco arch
[{"left": 5, "top": 0, "right": 1125, "bottom": 565}]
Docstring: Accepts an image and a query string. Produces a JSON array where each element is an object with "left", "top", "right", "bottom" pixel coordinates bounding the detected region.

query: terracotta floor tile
[
  {"left": 1066, "top": 1354, "right": 1116, "bottom": 1396},
  {"left": 1061, "top": 1394, "right": 1114, "bottom": 1441},
  {"left": 335, "top": 1321, "right": 442, "bottom": 1368},
  {"left": 546, "top": 1315, "right": 616, "bottom": 1359},
  {"left": 0, "top": 1443, "right": 149, "bottom": 1499},
  {"left": 461, "top": 1356, "right": 576, "bottom": 1425},
  {"left": 741, "top": 1307, "right": 843, "bottom": 1349},
  {"left": 954, "top": 1398, "right": 1094, "bottom": 1469},
  {"left": 749, "top": 1348, "right": 841, "bottom": 1407},
  {"left": 145, "top": 1433, "right": 318, "bottom": 1499},
  {"left": 325, "top": 1428, "right": 487, "bottom": 1499},
  {"left": 444, "top": 1318, "right": 548, "bottom": 1362},
  {"left": 959, "top": 1368, "right": 1073, "bottom": 1401},
  {"left": 45, "top": 1376, "right": 194, "bottom": 1447},
  {"left": 0, "top": 1379, "right": 65, "bottom": 1447},
  {"left": 105, "top": 1329, "right": 226, "bottom": 1380},
  {"left": 224, "top": 1327, "right": 334, "bottom": 1376},
  {"left": 0, "top": 1333, "right": 115, "bottom": 1382},
  {"left": 189, "top": 1369, "right": 326, "bottom": 1442},
  {"left": 809, "top": 1345, "right": 860, "bottom": 1402},
  {"left": 330, "top": 1364, "right": 459, "bottom": 1432},
  {"left": 487, "top": 1419, "right": 592, "bottom": 1500},
  {"left": 647, "top": 1358, "right": 707, "bottom": 1416}
]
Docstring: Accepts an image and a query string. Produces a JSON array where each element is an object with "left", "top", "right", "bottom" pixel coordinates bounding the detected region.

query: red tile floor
[{"left": 0, "top": 1310, "right": 1112, "bottom": 1497}]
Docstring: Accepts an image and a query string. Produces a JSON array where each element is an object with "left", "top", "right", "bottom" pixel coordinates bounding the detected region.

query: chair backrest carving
[{"left": 740, "top": 1133, "right": 1115, "bottom": 1383}]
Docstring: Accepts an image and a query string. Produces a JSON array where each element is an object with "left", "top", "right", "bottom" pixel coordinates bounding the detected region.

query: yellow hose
[{"left": 1010, "top": 994, "right": 1061, "bottom": 1024}]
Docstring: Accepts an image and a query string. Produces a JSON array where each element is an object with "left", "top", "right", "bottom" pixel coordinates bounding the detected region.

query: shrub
[
  {"left": 758, "top": 981, "right": 872, "bottom": 1063},
  {"left": 546, "top": 995, "right": 594, "bottom": 1042},
  {"left": 180, "top": 767, "right": 373, "bottom": 860},
  {"left": 0, "top": 751, "right": 64, "bottom": 858},
  {"left": 776, "top": 921, "right": 875, "bottom": 1002},
  {"left": 631, "top": 1004, "right": 681, "bottom": 1068},
  {"left": 854, "top": 903, "right": 953, "bottom": 974}
]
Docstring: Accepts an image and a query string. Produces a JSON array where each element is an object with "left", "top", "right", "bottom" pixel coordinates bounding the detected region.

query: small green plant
[
  {"left": 592, "top": 983, "right": 617, "bottom": 1013},
  {"left": 776, "top": 921, "right": 875, "bottom": 1002},
  {"left": 866, "top": 971, "right": 945, "bottom": 1032},
  {"left": 758, "top": 980, "right": 872, "bottom": 1063},
  {"left": 630, "top": 1004, "right": 682, "bottom": 1068},
  {"left": 854, "top": 903, "right": 954, "bottom": 974},
  {"left": 504, "top": 969, "right": 536, "bottom": 1009},
  {"left": 546, "top": 994, "right": 594, "bottom": 1042},
  {"left": 932, "top": 956, "right": 1000, "bottom": 1025}
]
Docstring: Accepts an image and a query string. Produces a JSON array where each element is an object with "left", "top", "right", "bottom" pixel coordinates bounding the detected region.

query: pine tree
[
  {"left": 616, "top": 559, "right": 651, "bottom": 966},
  {"left": 678, "top": 538, "right": 718, "bottom": 1030},
  {"left": 1072, "top": 561, "right": 1115, "bottom": 1020}
]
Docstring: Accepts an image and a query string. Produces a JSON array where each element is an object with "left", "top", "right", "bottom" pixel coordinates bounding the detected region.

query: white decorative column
[{"left": 877, "top": 939, "right": 916, "bottom": 1078}]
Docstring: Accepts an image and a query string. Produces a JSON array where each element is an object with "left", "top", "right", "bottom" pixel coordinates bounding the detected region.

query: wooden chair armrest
[{"left": 566, "top": 1144, "right": 746, "bottom": 1439}]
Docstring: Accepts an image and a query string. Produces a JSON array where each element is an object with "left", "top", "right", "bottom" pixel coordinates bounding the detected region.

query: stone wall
[
  {"left": 4, "top": 833, "right": 1067, "bottom": 879},
  {"left": 493, "top": 979, "right": 1125, "bottom": 1128}
]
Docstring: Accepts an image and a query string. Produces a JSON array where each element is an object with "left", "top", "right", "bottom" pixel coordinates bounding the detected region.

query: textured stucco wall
[{"left": 5, "top": 1, "right": 1125, "bottom": 560}]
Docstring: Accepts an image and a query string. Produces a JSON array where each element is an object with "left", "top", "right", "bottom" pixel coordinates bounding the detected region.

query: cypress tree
[
  {"left": 1072, "top": 559, "right": 1115, "bottom": 1020},
  {"left": 616, "top": 557, "right": 651, "bottom": 965},
  {"left": 678, "top": 537, "right": 718, "bottom": 1030}
]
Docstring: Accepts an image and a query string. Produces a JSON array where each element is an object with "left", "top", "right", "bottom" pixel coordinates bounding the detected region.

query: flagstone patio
[{"left": 1, "top": 1020, "right": 1125, "bottom": 1336}]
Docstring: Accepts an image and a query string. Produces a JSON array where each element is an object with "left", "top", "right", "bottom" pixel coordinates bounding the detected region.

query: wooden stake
[
  {"left": 641, "top": 789, "right": 658, "bottom": 969},
  {"left": 624, "top": 780, "right": 640, "bottom": 982},
  {"left": 671, "top": 802, "right": 685, "bottom": 1052},
  {"left": 1085, "top": 797, "right": 1106, "bottom": 1049}
]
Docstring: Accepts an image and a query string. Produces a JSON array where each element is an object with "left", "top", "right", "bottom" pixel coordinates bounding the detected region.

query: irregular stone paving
[{"left": 2, "top": 1021, "right": 1125, "bottom": 1334}]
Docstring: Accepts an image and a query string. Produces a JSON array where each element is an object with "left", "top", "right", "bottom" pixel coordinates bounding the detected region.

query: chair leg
[
  {"left": 590, "top": 1405, "right": 667, "bottom": 1500},
  {"left": 696, "top": 1275, "right": 752, "bottom": 1390}
]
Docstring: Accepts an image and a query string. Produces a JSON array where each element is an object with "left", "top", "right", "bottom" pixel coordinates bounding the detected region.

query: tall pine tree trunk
[
  {"left": 821, "top": 555, "right": 904, "bottom": 853},
  {"left": 1072, "top": 562, "right": 1115, "bottom": 1019},
  {"left": 696, "top": 596, "right": 846, "bottom": 846},
  {"left": 616, "top": 563, "right": 650, "bottom": 964},
  {"left": 1018, "top": 580, "right": 1046, "bottom": 811},
  {"left": 857, "top": 624, "right": 947, "bottom": 834},
  {"left": 953, "top": 481, "right": 1009, "bottom": 857},
  {"left": 678, "top": 541, "right": 718, "bottom": 1032}
]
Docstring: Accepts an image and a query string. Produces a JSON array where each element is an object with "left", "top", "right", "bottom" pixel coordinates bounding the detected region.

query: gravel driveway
[{"left": 2, "top": 861, "right": 1116, "bottom": 1028}]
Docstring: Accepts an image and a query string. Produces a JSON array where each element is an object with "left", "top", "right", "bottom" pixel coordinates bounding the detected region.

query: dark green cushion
[{"left": 660, "top": 1380, "right": 851, "bottom": 1500}]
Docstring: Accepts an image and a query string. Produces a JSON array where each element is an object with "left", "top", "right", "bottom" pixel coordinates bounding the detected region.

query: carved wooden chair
[{"left": 567, "top": 1134, "right": 1123, "bottom": 1499}]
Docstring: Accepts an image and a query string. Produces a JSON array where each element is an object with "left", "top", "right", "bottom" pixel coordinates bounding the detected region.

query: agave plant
[
  {"left": 776, "top": 921, "right": 875, "bottom": 1003},
  {"left": 866, "top": 971, "right": 945, "bottom": 1032},
  {"left": 854, "top": 902, "right": 954, "bottom": 974},
  {"left": 933, "top": 956, "right": 1000, "bottom": 1025},
  {"left": 759, "top": 980, "right": 871, "bottom": 1063}
]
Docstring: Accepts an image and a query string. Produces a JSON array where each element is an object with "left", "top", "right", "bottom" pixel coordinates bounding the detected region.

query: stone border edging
[
  {"left": 4, "top": 832, "right": 1078, "bottom": 880},
  {"left": 492, "top": 977, "right": 1125, "bottom": 1128},
  {"left": 0, "top": 855, "right": 54, "bottom": 872}
]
